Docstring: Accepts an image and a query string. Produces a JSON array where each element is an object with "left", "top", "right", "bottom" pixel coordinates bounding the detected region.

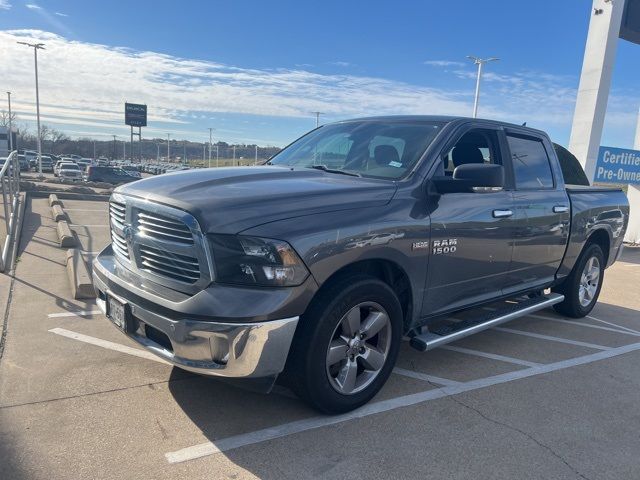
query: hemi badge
[{"left": 412, "top": 241, "right": 430, "bottom": 250}]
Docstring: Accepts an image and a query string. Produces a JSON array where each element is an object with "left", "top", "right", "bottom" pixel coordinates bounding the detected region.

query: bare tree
[{"left": 0, "top": 109, "right": 18, "bottom": 128}]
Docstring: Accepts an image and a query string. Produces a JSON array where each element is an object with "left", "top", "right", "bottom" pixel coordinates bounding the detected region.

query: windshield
[
  {"left": 61, "top": 164, "right": 80, "bottom": 170},
  {"left": 269, "top": 120, "right": 443, "bottom": 179}
]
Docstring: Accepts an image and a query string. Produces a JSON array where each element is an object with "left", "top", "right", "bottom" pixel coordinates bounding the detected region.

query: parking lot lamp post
[
  {"left": 208, "top": 127, "right": 214, "bottom": 168},
  {"left": 233, "top": 145, "right": 236, "bottom": 165},
  {"left": 167, "top": 133, "right": 170, "bottom": 161},
  {"left": 216, "top": 144, "right": 219, "bottom": 168},
  {"left": 255, "top": 145, "right": 258, "bottom": 165},
  {"left": 466, "top": 56, "right": 499, "bottom": 118},
  {"left": 6, "top": 92, "right": 12, "bottom": 151},
  {"left": 18, "top": 41, "right": 45, "bottom": 176}
]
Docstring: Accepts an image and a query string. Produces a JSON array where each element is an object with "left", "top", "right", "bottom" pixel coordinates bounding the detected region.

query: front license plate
[{"left": 107, "top": 295, "right": 128, "bottom": 331}]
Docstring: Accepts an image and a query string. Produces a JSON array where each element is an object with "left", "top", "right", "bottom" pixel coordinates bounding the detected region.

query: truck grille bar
[{"left": 108, "top": 193, "right": 212, "bottom": 294}]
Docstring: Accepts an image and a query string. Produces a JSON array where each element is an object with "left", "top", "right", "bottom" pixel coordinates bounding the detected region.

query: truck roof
[{"left": 335, "top": 115, "right": 548, "bottom": 136}]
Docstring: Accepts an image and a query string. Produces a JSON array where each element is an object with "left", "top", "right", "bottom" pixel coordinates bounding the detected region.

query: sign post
[{"left": 125, "top": 103, "right": 147, "bottom": 162}]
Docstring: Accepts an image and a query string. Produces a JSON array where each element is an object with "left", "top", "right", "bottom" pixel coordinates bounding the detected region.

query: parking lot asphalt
[{"left": 0, "top": 195, "right": 639, "bottom": 479}]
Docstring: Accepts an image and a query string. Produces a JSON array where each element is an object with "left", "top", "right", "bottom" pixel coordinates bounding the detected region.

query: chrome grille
[
  {"left": 138, "top": 245, "right": 200, "bottom": 283},
  {"left": 108, "top": 193, "right": 212, "bottom": 294},
  {"left": 109, "top": 200, "right": 129, "bottom": 260},
  {"left": 109, "top": 200, "right": 126, "bottom": 229},
  {"left": 137, "top": 212, "right": 194, "bottom": 245},
  {"left": 111, "top": 230, "right": 130, "bottom": 260}
]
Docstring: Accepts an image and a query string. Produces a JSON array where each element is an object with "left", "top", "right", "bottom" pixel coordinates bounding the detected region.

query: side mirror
[{"left": 431, "top": 164, "right": 504, "bottom": 194}]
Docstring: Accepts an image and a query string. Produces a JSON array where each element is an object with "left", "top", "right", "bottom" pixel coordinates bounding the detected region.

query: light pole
[
  {"left": 232, "top": 145, "right": 236, "bottom": 165},
  {"left": 311, "top": 111, "right": 323, "bottom": 127},
  {"left": 156, "top": 143, "right": 160, "bottom": 161},
  {"left": 208, "top": 127, "right": 214, "bottom": 168},
  {"left": 254, "top": 145, "right": 258, "bottom": 165},
  {"left": 167, "top": 133, "right": 171, "bottom": 161},
  {"left": 466, "top": 56, "right": 499, "bottom": 118},
  {"left": 18, "top": 41, "right": 45, "bottom": 175},
  {"left": 6, "top": 92, "right": 12, "bottom": 151},
  {"left": 112, "top": 135, "right": 117, "bottom": 160},
  {"left": 216, "top": 144, "right": 219, "bottom": 167}
]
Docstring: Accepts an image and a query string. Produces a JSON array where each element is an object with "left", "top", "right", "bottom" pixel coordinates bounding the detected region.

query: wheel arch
[
  {"left": 585, "top": 228, "right": 611, "bottom": 266},
  {"left": 309, "top": 259, "right": 414, "bottom": 332}
]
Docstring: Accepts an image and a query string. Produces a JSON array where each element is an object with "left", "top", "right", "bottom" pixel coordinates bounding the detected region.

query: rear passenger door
[{"left": 502, "top": 130, "right": 570, "bottom": 294}]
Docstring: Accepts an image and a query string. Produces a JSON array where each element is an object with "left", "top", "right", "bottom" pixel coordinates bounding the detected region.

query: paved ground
[{"left": 0, "top": 195, "right": 639, "bottom": 479}]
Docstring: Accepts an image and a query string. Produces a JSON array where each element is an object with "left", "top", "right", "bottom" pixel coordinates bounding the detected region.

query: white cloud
[
  {"left": 55, "top": 11, "right": 68, "bottom": 17},
  {"left": 25, "top": 3, "right": 41, "bottom": 10},
  {"left": 424, "top": 60, "right": 466, "bottom": 67},
  {"left": 1, "top": 29, "right": 636, "bottom": 147},
  {"left": 329, "top": 61, "right": 351, "bottom": 67},
  {"left": 0, "top": 0, "right": 11, "bottom": 10}
]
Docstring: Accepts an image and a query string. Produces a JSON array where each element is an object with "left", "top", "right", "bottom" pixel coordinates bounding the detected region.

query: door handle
[
  {"left": 553, "top": 205, "right": 569, "bottom": 213},
  {"left": 492, "top": 209, "right": 513, "bottom": 218}
]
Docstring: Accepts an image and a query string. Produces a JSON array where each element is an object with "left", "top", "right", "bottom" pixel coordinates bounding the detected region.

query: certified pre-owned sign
[
  {"left": 594, "top": 146, "right": 640, "bottom": 185},
  {"left": 125, "top": 103, "right": 147, "bottom": 127}
]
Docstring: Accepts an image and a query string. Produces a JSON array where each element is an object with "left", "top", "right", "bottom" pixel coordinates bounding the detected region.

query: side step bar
[{"left": 409, "top": 293, "right": 565, "bottom": 352}]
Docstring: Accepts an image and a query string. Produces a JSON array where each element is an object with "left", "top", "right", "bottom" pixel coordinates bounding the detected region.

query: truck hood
[{"left": 116, "top": 166, "right": 397, "bottom": 233}]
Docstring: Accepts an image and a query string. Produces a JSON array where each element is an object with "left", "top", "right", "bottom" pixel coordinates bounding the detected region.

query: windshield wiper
[{"left": 308, "top": 165, "right": 361, "bottom": 177}]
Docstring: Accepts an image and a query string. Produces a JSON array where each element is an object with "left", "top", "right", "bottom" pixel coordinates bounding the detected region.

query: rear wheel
[
  {"left": 553, "top": 243, "right": 604, "bottom": 318},
  {"left": 285, "top": 275, "right": 402, "bottom": 414}
]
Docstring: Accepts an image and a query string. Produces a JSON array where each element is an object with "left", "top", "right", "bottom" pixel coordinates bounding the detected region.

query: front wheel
[
  {"left": 553, "top": 243, "right": 605, "bottom": 318},
  {"left": 285, "top": 275, "right": 402, "bottom": 414}
]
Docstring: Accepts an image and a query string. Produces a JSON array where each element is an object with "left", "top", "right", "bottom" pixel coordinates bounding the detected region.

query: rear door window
[{"left": 506, "top": 134, "right": 554, "bottom": 189}]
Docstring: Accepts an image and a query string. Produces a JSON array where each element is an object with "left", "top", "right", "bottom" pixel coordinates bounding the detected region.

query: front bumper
[{"left": 93, "top": 248, "right": 300, "bottom": 379}]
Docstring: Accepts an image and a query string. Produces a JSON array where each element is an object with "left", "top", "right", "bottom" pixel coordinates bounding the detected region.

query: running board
[{"left": 409, "top": 293, "right": 565, "bottom": 352}]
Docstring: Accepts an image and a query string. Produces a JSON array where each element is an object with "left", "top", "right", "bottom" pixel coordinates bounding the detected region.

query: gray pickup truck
[{"left": 93, "top": 116, "right": 629, "bottom": 413}]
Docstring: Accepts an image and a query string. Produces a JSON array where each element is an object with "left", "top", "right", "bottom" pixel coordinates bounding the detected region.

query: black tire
[
  {"left": 284, "top": 275, "right": 403, "bottom": 414},
  {"left": 553, "top": 243, "right": 605, "bottom": 318}
]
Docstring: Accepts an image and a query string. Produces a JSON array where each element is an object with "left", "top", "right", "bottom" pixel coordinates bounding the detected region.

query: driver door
[{"left": 422, "top": 127, "right": 515, "bottom": 316}]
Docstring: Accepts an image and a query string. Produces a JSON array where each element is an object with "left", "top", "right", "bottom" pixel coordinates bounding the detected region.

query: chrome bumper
[{"left": 93, "top": 267, "right": 299, "bottom": 379}]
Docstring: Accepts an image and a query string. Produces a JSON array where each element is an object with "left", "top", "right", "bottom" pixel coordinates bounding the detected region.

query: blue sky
[{"left": 0, "top": 0, "right": 638, "bottom": 148}]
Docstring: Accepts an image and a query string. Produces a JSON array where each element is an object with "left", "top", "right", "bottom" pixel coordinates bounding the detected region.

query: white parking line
[
  {"left": 69, "top": 224, "right": 109, "bottom": 228},
  {"left": 49, "top": 327, "right": 171, "bottom": 364},
  {"left": 527, "top": 314, "right": 640, "bottom": 337},
  {"left": 47, "top": 310, "right": 102, "bottom": 318},
  {"left": 440, "top": 345, "right": 542, "bottom": 368},
  {"left": 392, "top": 368, "right": 460, "bottom": 386},
  {"left": 586, "top": 315, "right": 640, "bottom": 335},
  {"left": 494, "top": 327, "right": 610, "bottom": 350},
  {"left": 165, "top": 340, "right": 640, "bottom": 463},
  {"left": 62, "top": 209, "right": 106, "bottom": 212}
]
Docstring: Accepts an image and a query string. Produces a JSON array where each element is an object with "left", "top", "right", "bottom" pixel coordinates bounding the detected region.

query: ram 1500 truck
[{"left": 93, "top": 116, "right": 629, "bottom": 413}]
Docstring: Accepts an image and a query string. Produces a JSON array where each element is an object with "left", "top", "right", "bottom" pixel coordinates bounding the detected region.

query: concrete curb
[
  {"left": 29, "top": 191, "right": 110, "bottom": 202},
  {"left": 66, "top": 248, "right": 96, "bottom": 299},
  {"left": 48, "top": 194, "right": 62, "bottom": 207},
  {"left": 51, "top": 204, "right": 67, "bottom": 222},
  {"left": 56, "top": 220, "right": 76, "bottom": 248}
]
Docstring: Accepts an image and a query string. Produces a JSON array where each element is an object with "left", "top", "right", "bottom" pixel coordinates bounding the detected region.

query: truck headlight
[{"left": 208, "top": 235, "right": 309, "bottom": 286}]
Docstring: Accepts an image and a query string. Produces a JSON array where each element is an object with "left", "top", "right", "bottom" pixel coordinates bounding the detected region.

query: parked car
[
  {"left": 58, "top": 163, "right": 83, "bottom": 182},
  {"left": 84, "top": 166, "right": 137, "bottom": 184},
  {"left": 40, "top": 155, "right": 54, "bottom": 173},
  {"left": 121, "top": 165, "right": 142, "bottom": 178},
  {"left": 54, "top": 160, "right": 75, "bottom": 177},
  {"left": 17, "top": 154, "right": 29, "bottom": 172},
  {"left": 93, "top": 116, "right": 629, "bottom": 413}
]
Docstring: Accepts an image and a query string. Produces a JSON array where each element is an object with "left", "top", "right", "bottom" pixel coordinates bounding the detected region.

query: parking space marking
[
  {"left": 69, "top": 224, "right": 109, "bottom": 228},
  {"left": 48, "top": 328, "right": 171, "bottom": 365},
  {"left": 165, "top": 340, "right": 640, "bottom": 463},
  {"left": 440, "top": 345, "right": 542, "bottom": 367},
  {"left": 586, "top": 315, "right": 640, "bottom": 335},
  {"left": 62, "top": 209, "right": 106, "bottom": 212},
  {"left": 528, "top": 314, "right": 640, "bottom": 337},
  {"left": 47, "top": 310, "right": 102, "bottom": 318},
  {"left": 493, "top": 327, "right": 610, "bottom": 350},
  {"left": 392, "top": 368, "right": 460, "bottom": 386}
]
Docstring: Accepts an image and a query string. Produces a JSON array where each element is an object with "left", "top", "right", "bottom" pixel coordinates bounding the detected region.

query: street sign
[
  {"left": 594, "top": 145, "right": 640, "bottom": 184},
  {"left": 125, "top": 103, "right": 147, "bottom": 127}
]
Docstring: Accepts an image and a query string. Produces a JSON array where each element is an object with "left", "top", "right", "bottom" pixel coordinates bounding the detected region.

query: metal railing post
[{"left": 1, "top": 151, "right": 20, "bottom": 272}]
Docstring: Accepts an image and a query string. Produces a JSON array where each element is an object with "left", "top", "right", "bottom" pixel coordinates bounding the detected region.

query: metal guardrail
[{"left": 1, "top": 150, "right": 20, "bottom": 272}]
